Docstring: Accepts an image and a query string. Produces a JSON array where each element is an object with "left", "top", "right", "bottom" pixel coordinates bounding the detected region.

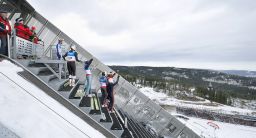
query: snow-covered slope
[
  {"left": 179, "top": 117, "right": 256, "bottom": 138},
  {"left": 140, "top": 87, "right": 255, "bottom": 116},
  {"left": 0, "top": 60, "right": 105, "bottom": 138},
  {"left": 139, "top": 87, "right": 256, "bottom": 138}
]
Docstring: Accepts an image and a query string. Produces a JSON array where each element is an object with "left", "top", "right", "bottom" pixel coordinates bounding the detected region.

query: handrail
[
  {"left": 42, "top": 44, "right": 55, "bottom": 58},
  {"left": 34, "top": 59, "right": 67, "bottom": 80},
  {"left": 114, "top": 108, "right": 125, "bottom": 127}
]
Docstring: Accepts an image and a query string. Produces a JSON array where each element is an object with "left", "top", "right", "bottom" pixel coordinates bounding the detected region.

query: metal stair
[{"left": 14, "top": 58, "right": 133, "bottom": 138}]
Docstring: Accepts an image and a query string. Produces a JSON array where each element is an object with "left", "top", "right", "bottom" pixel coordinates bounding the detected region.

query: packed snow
[
  {"left": 0, "top": 60, "right": 105, "bottom": 138},
  {"left": 139, "top": 86, "right": 256, "bottom": 138},
  {"left": 178, "top": 117, "right": 256, "bottom": 138}
]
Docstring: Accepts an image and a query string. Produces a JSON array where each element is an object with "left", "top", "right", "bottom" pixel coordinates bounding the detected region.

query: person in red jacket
[
  {"left": 0, "top": 11, "right": 11, "bottom": 56},
  {"left": 14, "top": 17, "right": 27, "bottom": 40},
  {"left": 24, "top": 25, "right": 32, "bottom": 40}
]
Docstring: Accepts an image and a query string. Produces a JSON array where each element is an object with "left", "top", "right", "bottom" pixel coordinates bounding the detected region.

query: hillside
[
  {"left": 220, "top": 70, "right": 256, "bottom": 78},
  {"left": 109, "top": 66, "right": 256, "bottom": 109}
]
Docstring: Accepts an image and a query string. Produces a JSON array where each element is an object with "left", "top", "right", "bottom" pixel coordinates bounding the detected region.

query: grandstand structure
[{"left": 0, "top": 0, "right": 200, "bottom": 137}]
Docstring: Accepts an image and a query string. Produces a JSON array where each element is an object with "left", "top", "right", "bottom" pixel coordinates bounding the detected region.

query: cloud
[{"left": 27, "top": 0, "right": 256, "bottom": 70}]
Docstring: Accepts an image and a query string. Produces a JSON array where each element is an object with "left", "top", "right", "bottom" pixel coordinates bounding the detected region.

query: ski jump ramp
[{"left": 1, "top": 0, "right": 200, "bottom": 137}]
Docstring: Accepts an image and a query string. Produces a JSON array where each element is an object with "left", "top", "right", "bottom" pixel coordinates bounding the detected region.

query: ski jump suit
[
  {"left": 63, "top": 50, "right": 80, "bottom": 86},
  {"left": 99, "top": 73, "right": 107, "bottom": 105},
  {"left": 56, "top": 43, "right": 62, "bottom": 60},
  {"left": 84, "top": 58, "right": 93, "bottom": 96},
  {"left": 107, "top": 75, "right": 120, "bottom": 111}
]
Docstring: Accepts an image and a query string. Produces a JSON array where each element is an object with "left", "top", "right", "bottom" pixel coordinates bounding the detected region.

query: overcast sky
[{"left": 27, "top": 0, "right": 256, "bottom": 70}]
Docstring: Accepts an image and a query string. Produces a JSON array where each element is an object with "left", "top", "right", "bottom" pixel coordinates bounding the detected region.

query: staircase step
[
  {"left": 99, "top": 121, "right": 113, "bottom": 131},
  {"left": 100, "top": 107, "right": 112, "bottom": 123},
  {"left": 89, "top": 113, "right": 103, "bottom": 123},
  {"left": 28, "top": 63, "right": 46, "bottom": 67},
  {"left": 68, "top": 83, "right": 80, "bottom": 99},
  {"left": 49, "top": 78, "right": 67, "bottom": 91},
  {"left": 79, "top": 96, "right": 91, "bottom": 107},
  {"left": 59, "top": 92, "right": 71, "bottom": 99},
  {"left": 79, "top": 107, "right": 91, "bottom": 114},
  {"left": 121, "top": 128, "right": 134, "bottom": 138},
  {"left": 38, "top": 69, "right": 53, "bottom": 76},
  {"left": 111, "top": 130, "right": 124, "bottom": 138},
  {"left": 28, "top": 67, "right": 48, "bottom": 75},
  {"left": 38, "top": 74, "right": 57, "bottom": 83},
  {"left": 109, "top": 112, "right": 125, "bottom": 138},
  {"left": 69, "top": 99, "right": 81, "bottom": 107},
  {"left": 59, "top": 80, "right": 78, "bottom": 91},
  {"left": 110, "top": 113, "right": 123, "bottom": 130}
]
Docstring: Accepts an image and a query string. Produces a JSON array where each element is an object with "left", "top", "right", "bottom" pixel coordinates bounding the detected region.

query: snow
[
  {"left": 140, "top": 86, "right": 256, "bottom": 138},
  {"left": 139, "top": 87, "right": 256, "bottom": 116},
  {"left": 162, "top": 71, "right": 189, "bottom": 79},
  {"left": 202, "top": 77, "right": 241, "bottom": 86},
  {"left": 178, "top": 117, "right": 256, "bottom": 138},
  {"left": 0, "top": 60, "right": 105, "bottom": 138}
]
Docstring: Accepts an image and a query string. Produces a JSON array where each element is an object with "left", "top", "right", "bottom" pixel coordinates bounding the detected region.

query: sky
[{"left": 26, "top": 0, "right": 256, "bottom": 70}]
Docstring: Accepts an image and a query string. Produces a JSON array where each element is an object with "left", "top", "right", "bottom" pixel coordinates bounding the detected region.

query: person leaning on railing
[
  {"left": 0, "top": 10, "right": 11, "bottom": 56},
  {"left": 14, "top": 17, "right": 32, "bottom": 41}
]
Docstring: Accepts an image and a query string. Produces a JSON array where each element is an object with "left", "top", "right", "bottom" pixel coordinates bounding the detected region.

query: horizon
[
  {"left": 108, "top": 64, "right": 256, "bottom": 71},
  {"left": 27, "top": 0, "right": 256, "bottom": 71}
]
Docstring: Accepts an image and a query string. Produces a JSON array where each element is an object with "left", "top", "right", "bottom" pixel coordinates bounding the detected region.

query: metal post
[
  {"left": 8, "top": 8, "right": 16, "bottom": 20},
  {"left": 12, "top": 29, "right": 17, "bottom": 59},
  {"left": 59, "top": 62, "right": 63, "bottom": 79},
  {"left": 24, "top": 11, "right": 35, "bottom": 25},
  {"left": 37, "top": 20, "right": 48, "bottom": 37},
  {"left": 124, "top": 117, "right": 128, "bottom": 128},
  {"left": 64, "top": 61, "right": 67, "bottom": 79},
  {"left": 7, "top": 34, "right": 10, "bottom": 58},
  {"left": 42, "top": 31, "right": 61, "bottom": 57}
]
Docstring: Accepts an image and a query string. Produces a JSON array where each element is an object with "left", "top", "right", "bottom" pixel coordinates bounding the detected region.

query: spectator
[
  {"left": 14, "top": 17, "right": 27, "bottom": 39},
  {"left": 107, "top": 73, "right": 120, "bottom": 112},
  {"left": 62, "top": 45, "right": 81, "bottom": 86},
  {"left": 99, "top": 71, "right": 108, "bottom": 106},
  {"left": 24, "top": 24, "right": 32, "bottom": 40},
  {"left": 56, "top": 39, "right": 64, "bottom": 60},
  {"left": 0, "top": 11, "right": 11, "bottom": 56},
  {"left": 84, "top": 58, "right": 93, "bottom": 97},
  {"left": 30, "top": 26, "right": 40, "bottom": 44}
]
